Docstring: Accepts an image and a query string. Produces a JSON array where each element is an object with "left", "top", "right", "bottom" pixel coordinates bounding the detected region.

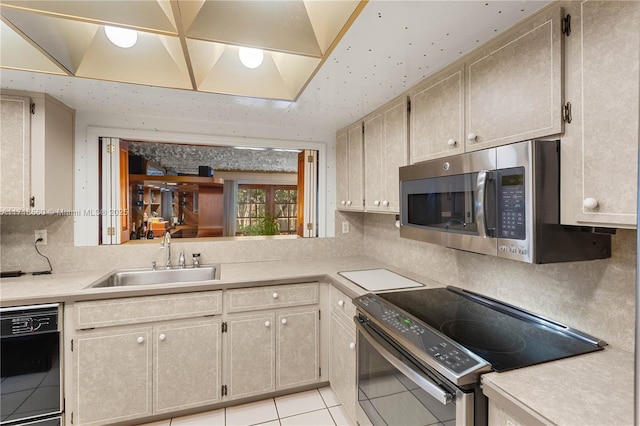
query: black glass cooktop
[{"left": 378, "top": 287, "right": 604, "bottom": 372}]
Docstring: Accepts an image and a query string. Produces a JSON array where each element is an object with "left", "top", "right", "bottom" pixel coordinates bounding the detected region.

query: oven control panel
[
  {"left": 0, "top": 305, "right": 59, "bottom": 337},
  {"left": 355, "top": 294, "right": 489, "bottom": 378}
]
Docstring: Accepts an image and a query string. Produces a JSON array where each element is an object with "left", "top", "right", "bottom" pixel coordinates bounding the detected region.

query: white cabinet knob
[
  {"left": 137, "top": 336, "right": 145, "bottom": 344},
  {"left": 340, "top": 200, "right": 346, "bottom": 206},
  {"left": 281, "top": 318, "right": 287, "bottom": 325},
  {"left": 272, "top": 292, "right": 278, "bottom": 299},
  {"left": 447, "top": 139, "right": 456, "bottom": 147},
  {"left": 382, "top": 200, "right": 389, "bottom": 207},
  {"left": 338, "top": 300, "right": 345, "bottom": 307},
  {"left": 264, "top": 321, "right": 271, "bottom": 327},
  {"left": 467, "top": 133, "right": 477, "bottom": 141},
  {"left": 159, "top": 333, "right": 166, "bottom": 341},
  {"left": 583, "top": 198, "right": 599, "bottom": 209},
  {"left": 374, "top": 200, "right": 380, "bottom": 206},
  {"left": 346, "top": 200, "right": 352, "bottom": 206},
  {"left": 349, "top": 342, "right": 356, "bottom": 350}
]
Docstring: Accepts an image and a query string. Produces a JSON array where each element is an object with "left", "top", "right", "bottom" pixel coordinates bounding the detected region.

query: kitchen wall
[
  {"left": 0, "top": 211, "right": 363, "bottom": 274},
  {"left": 360, "top": 212, "right": 637, "bottom": 353}
]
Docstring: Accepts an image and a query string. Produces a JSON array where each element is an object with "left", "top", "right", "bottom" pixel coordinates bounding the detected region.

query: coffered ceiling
[
  {"left": 0, "top": 0, "right": 364, "bottom": 100},
  {"left": 0, "top": 1, "right": 551, "bottom": 141}
]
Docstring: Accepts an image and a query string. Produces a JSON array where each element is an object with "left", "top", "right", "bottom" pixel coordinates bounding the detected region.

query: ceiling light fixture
[
  {"left": 104, "top": 25, "right": 138, "bottom": 48},
  {"left": 238, "top": 47, "right": 264, "bottom": 69}
]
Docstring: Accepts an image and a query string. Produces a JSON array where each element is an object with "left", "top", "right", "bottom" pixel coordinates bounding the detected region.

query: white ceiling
[{"left": 0, "top": 1, "right": 551, "bottom": 143}]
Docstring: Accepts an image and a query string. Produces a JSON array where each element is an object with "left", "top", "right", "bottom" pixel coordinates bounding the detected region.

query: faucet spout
[{"left": 160, "top": 231, "right": 172, "bottom": 269}]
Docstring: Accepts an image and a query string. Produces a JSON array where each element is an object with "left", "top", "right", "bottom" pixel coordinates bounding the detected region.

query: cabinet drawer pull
[
  {"left": 159, "top": 333, "right": 166, "bottom": 341},
  {"left": 272, "top": 292, "right": 278, "bottom": 299},
  {"left": 264, "top": 321, "right": 271, "bottom": 327},
  {"left": 447, "top": 139, "right": 456, "bottom": 147},
  {"left": 467, "top": 133, "right": 477, "bottom": 141},
  {"left": 382, "top": 200, "right": 389, "bottom": 207},
  {"left": 341, "top": 200, "right": 346, "bottom": 206},
  {"left": 338, "top": 300, "right": 344, "bottom": 307},
  {"left": 346, "top": 200, "right": 352, "bottom": 206},
  {"left": 349, "top": 342, "right": 356, "bottom": 350},
  {"left": 281, "top": 318, "right": 287, "bottom": 325},
  {"left": 137, "top": 336, "right": 145, "bottom": 344},
  {"left": 374, "top": 200, "right": 380, "bottom": 206}
]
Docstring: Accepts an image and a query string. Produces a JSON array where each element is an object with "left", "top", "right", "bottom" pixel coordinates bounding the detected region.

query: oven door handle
[{"left": 357, "top": 322, "right": 454, "bottom": 405}]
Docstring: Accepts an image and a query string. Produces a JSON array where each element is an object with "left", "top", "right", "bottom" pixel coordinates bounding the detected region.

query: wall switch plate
[
  {"left": 341, "top": 221, "right": 350, "bottom": 234},
  {"left": 35, "top": 229, "right": 47, "bottom": 245}
]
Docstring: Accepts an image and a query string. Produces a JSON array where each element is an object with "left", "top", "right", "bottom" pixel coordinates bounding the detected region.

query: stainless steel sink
[{"left": 86, "top": 265, "right": 220, "bottom": 288}]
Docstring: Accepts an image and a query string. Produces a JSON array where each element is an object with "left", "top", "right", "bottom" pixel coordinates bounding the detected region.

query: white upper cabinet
[
  {"left": 363, "top": 96, "right": 408, "bottom": 213},
  {"left": 465, "top": 6, "right": 565, "bottom": 151},
  {"left": 410, "top": 64, "right": 465, "bottom": 162},
  {"left": 0, "top": 94, "right": 31, "bottom": 210},
  {"left": 561, "top": 0, "right": 639, "bottom": 228},
  {"left": 0, "top": 90, "right": 74, "bottom": 212},
  {"left": 336, "top": 121, "right": 364, "bottom": 211}
]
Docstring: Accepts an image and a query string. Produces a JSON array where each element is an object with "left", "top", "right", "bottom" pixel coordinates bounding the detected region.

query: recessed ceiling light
[
  {"left": 104, "top": 25, "right": 138, "bottom": 48},
  {"left": 238, "top": 47, "right": 264, "bottom": 69}
]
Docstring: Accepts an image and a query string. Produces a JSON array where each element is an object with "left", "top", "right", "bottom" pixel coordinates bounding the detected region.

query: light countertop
[{"left": 0, "top": 255, "right": 633, "bottom": 425}]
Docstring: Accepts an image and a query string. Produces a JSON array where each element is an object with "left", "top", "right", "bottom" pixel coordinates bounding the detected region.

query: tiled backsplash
[
  {"left": 0, "top": 211, "right": 636, "bottom": 351},
  {"left": 362, "top": 213, "right": 637, "bottom": 352}
]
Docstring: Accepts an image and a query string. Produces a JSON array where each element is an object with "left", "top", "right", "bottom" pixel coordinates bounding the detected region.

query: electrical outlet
[
  {"left": 341, "top": 221, "right": 350, "bottom": 234},
  {"left": 35, "top": 229, "right": 47, "bottom": 245}
]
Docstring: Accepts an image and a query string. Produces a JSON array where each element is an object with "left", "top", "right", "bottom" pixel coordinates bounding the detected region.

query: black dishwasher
[{"left": 1, "top": 304, "right": 62, "bottom": 425}]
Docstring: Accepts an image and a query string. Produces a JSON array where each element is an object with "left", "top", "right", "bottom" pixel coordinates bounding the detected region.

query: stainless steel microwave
[{"left": 399, "top": 140, "right": 612, "bottom": 263}]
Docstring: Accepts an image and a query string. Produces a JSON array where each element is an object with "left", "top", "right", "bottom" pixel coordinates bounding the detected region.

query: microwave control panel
[{"left": 497, "top": 167, "right": 525, "bottom": 240}]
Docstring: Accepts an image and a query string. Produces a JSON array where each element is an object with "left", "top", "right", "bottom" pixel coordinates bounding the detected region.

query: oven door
[{"left": 356, "top": 320, "right": 475, "bottom": 426}]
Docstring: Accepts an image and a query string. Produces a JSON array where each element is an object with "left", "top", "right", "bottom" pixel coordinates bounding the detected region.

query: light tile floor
[{"left": 137, "top": 387, "right": 355, "bottom": 426}]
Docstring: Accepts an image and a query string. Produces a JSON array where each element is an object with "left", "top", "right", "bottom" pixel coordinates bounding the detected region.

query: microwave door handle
[
  {"left": 476, "top": 171, "right": 488, "bottom": 238},
  {"left": 357, "top": 322, "right": 453, "bottom": 405}
]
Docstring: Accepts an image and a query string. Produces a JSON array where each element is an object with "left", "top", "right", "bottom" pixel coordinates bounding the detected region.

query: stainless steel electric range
[{"left": 353, "top": 286, "right": 606, "bottom": 426}]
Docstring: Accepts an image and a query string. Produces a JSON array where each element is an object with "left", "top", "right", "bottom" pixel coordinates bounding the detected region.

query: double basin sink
[{"left": 86, "top": 265, "right": 220, "bottom": 288}]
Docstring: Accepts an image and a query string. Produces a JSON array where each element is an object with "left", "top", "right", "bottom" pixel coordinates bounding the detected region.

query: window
[{"left": 236, "top": 185, "right": 297, "bottom": 235}]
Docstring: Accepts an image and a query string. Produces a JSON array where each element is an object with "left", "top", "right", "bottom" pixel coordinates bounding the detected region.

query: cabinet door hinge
[
  {"left": 563, "top": 102, "right": 572, "bottom": 124},
  {"left": 407, "top": 98, "right": 411, "bottom": 113},
  {"left": 71, "top": 339, "right": 74, "bottom": 352},
  {"left": 221, "top": 385, "right": 228, "bottom": 396},
  {"left": 319, "top": 367, "right": 321, "bottom": 378},
  {"left": 307, "top": 155, "right": 314, "bottom": 163},
  {"left": 107, "top": 143, "right": 115, "bottom": 154},
  {"left": 562, "top": 14, "right": 571, "bottom": 36},
  {"left": 306, "top": 223, "right": 313, "bottom": 231},
  {"left": 222, "top": 322, "right": 228, "bottom": 333},
  {"left": 30, "top": 102, "right": 35, "bottom": 114},
  {"left": 30, "top": 196, "right": 35, "bottom": 208},
  {"left": 107, "top": 227, "right": 115, "bottom": 236},
  {"left": 70, "top": 412, "right": 74, "bottom": 424},
  {"left": 318, "top": 310, "right": 321, "bottom": 320}
]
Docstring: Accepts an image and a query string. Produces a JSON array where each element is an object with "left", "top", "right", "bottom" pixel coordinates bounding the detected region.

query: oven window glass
[
  {"left": 404, "top": 173, "right": 479, "bottom": 235},
  {"left": 1, "top": 333, "right": 61, "bottom": 423},
  {"left": 358, "top": 330, "right": 456, "bottom": 426}
]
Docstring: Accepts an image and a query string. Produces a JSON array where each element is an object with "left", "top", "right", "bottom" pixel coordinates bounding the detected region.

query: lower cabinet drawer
[
  {"left": 74, "top": 291, "right": 222, "bottom": 329},
  {"left": 224, "top": 282, "right": 319, "bottom": 313}
]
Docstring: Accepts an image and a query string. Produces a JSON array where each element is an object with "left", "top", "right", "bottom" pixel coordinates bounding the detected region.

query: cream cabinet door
[
  {"left": 154, "top": 318, "right": 222, "bottom": 413},
  {"left": 225, "top": 312, "right": 276, "bottom": 399},
  {"left": 329, "top": 312, "right": 357, "bottom": 422},
  {"left": 276, "top": 307, "right": 319, "bottom": 389},
  {"left": 465, "top": 6, "right": 564, "bottom": 151},
  {"left": 364, "top": 97, "right": 408, "bottom": 213},
  {"left": 562, "top": 1, "right": 639, "bottom": 227},
  {"left": 410, "top": 64, "right": 465, "bottom": 162},
  {"left": 0, "top": 94, "right": 31, "bottom": 211},
  {"left": 74, "top": 327, "right": 153, "bottom": 425},
  {"left": 336, "top": 122, "right": 364, "bottom": 211}
]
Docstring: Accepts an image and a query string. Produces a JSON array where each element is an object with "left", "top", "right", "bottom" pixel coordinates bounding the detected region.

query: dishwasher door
[{"left": 0, "top": 304, "right": 62, "bottom": 425}]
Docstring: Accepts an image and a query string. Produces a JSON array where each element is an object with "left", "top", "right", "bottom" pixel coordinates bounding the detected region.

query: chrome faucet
[
  {"left": 178, "top": 251, "right": 186, "bottom": 269},
  {"left": 192, "top": 253, "right": 201, "bottom": 268},
  {"left": 160, "top": 231, "right": 172, "bottom": 269}
]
